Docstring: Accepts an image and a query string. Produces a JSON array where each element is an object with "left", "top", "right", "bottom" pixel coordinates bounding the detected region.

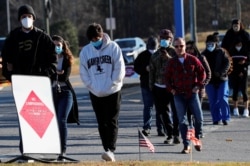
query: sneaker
[
  {"left": 243, "top": 109, "right": 249, "bottom": 118},
  {"left": 233, "top": 108, "right": 239, "bottom": 116},
  {"left": 142, "top": 129, "right": 150, "bottom": 136},
  {"left": 173, "top": 136, "right": 180, "bottom": 144},
  {"left": 102, "top": 151, "right": 115, "bottom": 162},
  {"left": 164, "top": 136, "right": 173, "bottom": 144},
  {"left": 157, "top": 130, "right": 165, "bottom": 136},
  {"left": 222, "top": 120, "right": 228, "bottom": 125},
  {"left": 181, "top": 146, "right": 191, "bottom": 154},
  {"left": 213, "top": 121, "right": 219, "bottom": 125}
]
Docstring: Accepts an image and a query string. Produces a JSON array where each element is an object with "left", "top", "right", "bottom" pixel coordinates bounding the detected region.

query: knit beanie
[
  {"left": 18, "top": 4, "right": 36, "bottom": 21},
  {"left": 232, "top": 19, "right": 240, "bottom": 25},
  {"left": 159, "top": 29, "right": 173, "bottom": 39},
  {"left": 206, "top": 34, "right": 218, "bottom": 43}
]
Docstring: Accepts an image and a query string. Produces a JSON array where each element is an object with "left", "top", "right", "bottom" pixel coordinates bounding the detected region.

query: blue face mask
[
  {"left": 55, "top": 46, "right": 63, "bottom": 54},
  {"left": 206, "top": 43, "right": 215, "bottom": 52},
  {"left": 91, "top": 39, "right": 103, "bottom": 48},
  {"left": 160, "top": 39, "right": 170, "bottom": 48},
  {"left": 207, "top": 46, "right": 215, "bottom": 52}
]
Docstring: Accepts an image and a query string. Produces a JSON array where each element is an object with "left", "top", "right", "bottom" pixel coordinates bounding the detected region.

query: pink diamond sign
[{"left": 20, "top": 90, "right": 54, "bottom": 138}]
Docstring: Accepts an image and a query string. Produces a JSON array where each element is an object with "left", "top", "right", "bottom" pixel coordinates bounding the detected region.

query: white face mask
[
  {"left": 235, "top": 46, "right": 242, "bottom": 51},
  {"left": 21, "top": 17, "right": 33, "bottom": 29},
  {"left": 233, "top": 25, "right": 240, "bottom": 32},
  {"left": 148, "top": 49, "right": 157, "bottom": 54}
]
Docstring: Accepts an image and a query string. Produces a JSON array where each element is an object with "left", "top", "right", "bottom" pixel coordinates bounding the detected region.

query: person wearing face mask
[
  {"left": 134, "top": 36, "right": 165, "bottom": 137},
  {"left": 1, "top": 4, "right": 57, "bottom": 154},
  {"left": 79, "top": 23, "right": 125, "bottom": 162},
  {"left": 228, "top": 37, "right": 250, "bottom": 117},
  {"left": 221, "top": 19, "right": 250, "bottom": 53},
  {"left": 202, "top": 34, "right": 231, "bottom": 125},
  {"left": 221, "top": 19, "right": 250, "bottom": 97},
  {"left": 51, "top": 35, "right": 80, "bottom": 160},
  {"left": 1, "top": 4, "right": 57, "bottom": 81},
  {"left": 149, "top": 29, "right": 180, "bottom": 145}
]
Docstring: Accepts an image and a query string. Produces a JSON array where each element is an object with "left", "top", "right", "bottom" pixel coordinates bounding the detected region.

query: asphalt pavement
[{"left": 0, "top": 75, "right": 250, "bottom": 163}]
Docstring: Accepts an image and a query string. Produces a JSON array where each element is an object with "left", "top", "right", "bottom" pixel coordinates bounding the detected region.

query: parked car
[
  {"left": 0, "top": 37, "right": 6, "bottom": 82},
  {"left": 114, "top": 37, "right": 146, "bottom": 65}
]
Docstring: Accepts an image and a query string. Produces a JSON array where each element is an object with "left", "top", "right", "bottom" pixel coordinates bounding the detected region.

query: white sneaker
[
  {"left": 101, "top": 151, "right": 115, "bottom": 162},
  {"left": 233, "top": 108, "right": 239, "bottom": 116},
  {"left": 243, "top": 109, "right": 249, "bottom": 118}
]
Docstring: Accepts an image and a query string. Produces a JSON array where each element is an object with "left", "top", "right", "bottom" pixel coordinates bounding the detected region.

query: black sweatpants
[{"left": 89, "top": 91, "right": 121, "bottom": 152}]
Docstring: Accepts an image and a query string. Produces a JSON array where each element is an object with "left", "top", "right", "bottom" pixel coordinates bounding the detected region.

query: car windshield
[{"left": 116, "top": 40, "right": 136, "bottom": 48}]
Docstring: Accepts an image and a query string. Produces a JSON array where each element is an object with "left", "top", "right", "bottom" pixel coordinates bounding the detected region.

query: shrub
[{"left": 50, "top": 20, "right": 79, "bottom": 56}]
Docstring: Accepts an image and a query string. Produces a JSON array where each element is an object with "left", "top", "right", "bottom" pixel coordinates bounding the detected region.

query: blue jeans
[
  {"left": 54, "top": 88, "right": 73, "bottom": 153},
  {"left": 141, "top": 87, "right": 153, "bottom": 130},
  {"left": 205, "top": 81, "right": 230, "bottom": 123},
  {"left": 174, "top": 93, "right": 203, "bottom": 147}
]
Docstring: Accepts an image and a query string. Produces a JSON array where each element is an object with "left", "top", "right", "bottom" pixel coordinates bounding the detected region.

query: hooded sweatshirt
[{"left": 79, "top": 33, "right": 125, "bottom": 97}]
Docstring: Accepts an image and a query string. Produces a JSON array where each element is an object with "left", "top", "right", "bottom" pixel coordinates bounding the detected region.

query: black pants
[
  {"left": 152, "top": 86, "right": 179, "bottom": 138},
  {"left": 89, "top": 91, "right": 121, "bottom": 152},
  {"left": 232, "top": 76, "right": 248, "bottom": 102}
]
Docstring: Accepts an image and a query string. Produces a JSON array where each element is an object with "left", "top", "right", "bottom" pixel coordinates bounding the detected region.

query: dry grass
[{"left": 72, "top": 57, "right": 80, "bottom": 75}]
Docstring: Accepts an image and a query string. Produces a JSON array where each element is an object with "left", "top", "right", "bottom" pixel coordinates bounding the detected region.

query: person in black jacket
[
  {"left": 1, "top": 4, "right": 57, "bottom": 154},
  {"left": 202, "top": 35, "right": 231, "bottom": 125},
  {"left": 134, "top": 36, "right": 165, "bottom": 136},
  {"left": 221, "top": 19, "right": 250, "bottom": 52},
  {"left": 186, "top": 40, "right": 211, "bottom": 103},
  {"left": 228, "top": 37, "right": 250, "bottom": 117},
  {"left": 1, "top": 4, "right": 57, "bottom": 81},
  {"left": 221, "top": 19, "right": 250, "bottom": 95},
  {"left": 186, "top": 40, "right": 211, "bottom": 137},
  {"left": 52, "top": 35, "right": 80, "bottom": 158}
]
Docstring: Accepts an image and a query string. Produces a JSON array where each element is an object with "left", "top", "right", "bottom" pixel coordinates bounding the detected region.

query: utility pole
[
  {"left": 189, "top": 0, "right": 197, "bottom": 42},
  {"left": 43, "top": 0, "right": 52, "bottom": 35},
  {"left": 109, "top": 0, "right": 113, "bottom": 40},
  {"left": 6, "top": 0, "right": 10, "bottom": 33},
  {"left": 236, "top": 0, "right": 241, "bottom": 20}
]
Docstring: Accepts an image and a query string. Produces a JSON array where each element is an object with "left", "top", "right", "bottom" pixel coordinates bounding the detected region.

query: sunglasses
[{"left": 174, "top": 45, "right": 184, "bottom": 48}]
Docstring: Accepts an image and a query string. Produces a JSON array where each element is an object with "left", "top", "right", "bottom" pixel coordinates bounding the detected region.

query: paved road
[{"left": 0, "top": 75, "right": 250, "bottom": 163}]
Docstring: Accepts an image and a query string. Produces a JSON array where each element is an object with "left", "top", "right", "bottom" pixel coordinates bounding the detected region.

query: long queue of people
[
  {"left": 134, "top": 18, "right": 250, "bottom": 156},
  {"left": 1, "top": 3, "right": 249, "bottom": 162}
]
